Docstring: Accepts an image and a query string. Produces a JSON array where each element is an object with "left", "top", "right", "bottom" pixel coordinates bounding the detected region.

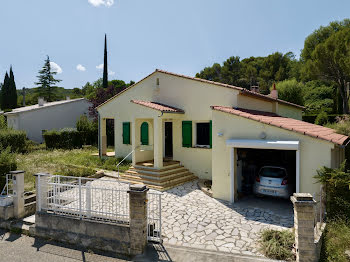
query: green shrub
[
  {"left": 0, "top": 115, "right": 7, "bottom": 129},
  {"left": 55, "top": 165, "right": 96, "bottom": 178},
  {"left": 0, "top": 129, "right": 27, "bottom": 152},
  {"left": 315, "top": 111, "right": 329, "bottom": 126},
  {"left": 44, "top": 128, "right": 83, "bottom": 149},
  {"left": 315, "top": 162, "right": 350, "bottom": 220},
  {"left": 320, "top": 219, "right": 350, "bottom": 262},
  {"left": 76, "top": 115, "right": 98, "bottom": 145},
  {"left": 0, "top": 147, "right": 17, "bottom": 190},
  {"left": 259, "top": 229, "right": 295, "bottom": 261}
]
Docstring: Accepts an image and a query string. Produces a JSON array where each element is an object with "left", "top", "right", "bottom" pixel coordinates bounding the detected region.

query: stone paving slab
[{"left": 159, "top": 180, "right": 294, "bottom": 256}]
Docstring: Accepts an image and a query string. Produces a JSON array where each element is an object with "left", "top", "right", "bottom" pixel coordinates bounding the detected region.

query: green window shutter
[
  {"left": 122, "top": 122, "right": 130, "bottom": 144},
  {"left": 140, "top": 122, "right": 149, "bottom": 145},
  {"left": 182, "top": 121, "right": 192, "bottom": 148},
  {"left": 209, "top": 120, "right": 212, "bottom": 148}
]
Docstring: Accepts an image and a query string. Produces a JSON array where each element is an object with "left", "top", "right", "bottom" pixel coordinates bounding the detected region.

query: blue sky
[{"left": 1, "top": 0, "right": 350, "bottom": 90}]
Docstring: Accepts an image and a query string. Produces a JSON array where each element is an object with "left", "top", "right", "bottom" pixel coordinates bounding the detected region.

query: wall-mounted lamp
[
  {"left": 259, "top": 132, "right": 267, "bottom": 139},
  {"left": 217, "top": 132, "right": 224, "bottom": 137}
]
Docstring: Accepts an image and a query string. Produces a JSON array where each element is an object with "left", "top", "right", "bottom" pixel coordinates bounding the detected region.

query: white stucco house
[
  {"left": 96, "top": 69, "right": 349, "bottom": 203},
  {"left": 5, "top": 97, "right": 91, "bottom": 143}
]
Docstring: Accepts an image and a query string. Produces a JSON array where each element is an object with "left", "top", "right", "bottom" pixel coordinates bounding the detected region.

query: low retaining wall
[{"left": 35, "top": 212, "right": 131, "bottom": 254}]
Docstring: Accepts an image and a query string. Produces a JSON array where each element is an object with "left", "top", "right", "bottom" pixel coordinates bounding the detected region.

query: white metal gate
[{"left": 147, "top": 192, "right": 162, "bottom": 243}]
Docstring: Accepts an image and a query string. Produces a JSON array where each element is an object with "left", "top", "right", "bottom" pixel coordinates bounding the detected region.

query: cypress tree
[
  {"left": 8, "top": 66, "right": 18, "bottom": 109},
  {"left": 1, "top": 72, "right": 10, "bottom": 110},
  {"left": 103, "top": 34, "right": 108, "bottom": 89}
]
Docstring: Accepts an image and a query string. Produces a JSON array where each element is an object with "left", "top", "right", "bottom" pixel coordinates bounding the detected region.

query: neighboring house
[
  {"left": 5, "top": 97, "right": 91, "bottom": 143},
  {"left": 96, "top": 69, "right": 349, "bottom": 202}
]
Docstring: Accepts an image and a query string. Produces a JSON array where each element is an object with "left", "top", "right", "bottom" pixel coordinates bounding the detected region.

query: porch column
[
  {"left": 100, "top": 118, "right": 107, "bottom": 156},
  {"left": 131, "top": 118, "right": 137, "bottom": 166},
  {"left": 153, "top": 117, "right": 163, "bottom": 168}
]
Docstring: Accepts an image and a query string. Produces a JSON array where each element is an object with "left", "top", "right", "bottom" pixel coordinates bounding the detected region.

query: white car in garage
[{"left": 253, "top": 166, "right": 293, "bottom": 199}]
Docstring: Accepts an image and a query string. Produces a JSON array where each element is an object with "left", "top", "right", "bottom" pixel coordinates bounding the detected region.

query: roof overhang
[{"left": 226, "top": 139, "right": 300, "bottom": 150}]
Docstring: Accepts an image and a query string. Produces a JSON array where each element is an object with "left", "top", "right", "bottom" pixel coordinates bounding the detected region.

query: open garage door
[
  {"left": 226, "top": 139, "right": 300, "bottom": 203},
  {"left": 236, "top": 148, "right": 296, "bottom": 198}
]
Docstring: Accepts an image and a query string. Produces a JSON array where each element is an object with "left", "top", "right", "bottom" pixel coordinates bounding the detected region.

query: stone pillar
[
  {"left": 128, "top": 184, "right": 148, "bottom": 255},
  {"left": 11, "top": 170, "right": 25, "bottom": 218},
  {"left": 34, "top": 173, "right": 50, "bottom": 212},
  {"left": 291, "top": 193, "right": 317, "bottom": 262},
  {"left": 153, "top": 118, "right": 163, "bottom": 168}
]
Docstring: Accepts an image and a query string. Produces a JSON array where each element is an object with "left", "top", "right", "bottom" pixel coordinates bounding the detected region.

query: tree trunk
[{"left": 338, "top": 82, "right": 349, "bottom": 114}]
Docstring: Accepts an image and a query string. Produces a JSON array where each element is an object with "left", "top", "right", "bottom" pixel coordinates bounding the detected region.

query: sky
[{"left": 0, "top": 0, "right": 350, "bottom": 90}]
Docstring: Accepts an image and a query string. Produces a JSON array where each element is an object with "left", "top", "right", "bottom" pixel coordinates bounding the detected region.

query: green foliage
[
  {"left": 8, "top": 67, "right": 18, "bottom": 109},
  {"left": 301, "top": 19, "right": 350, "bottom": 113},
  {"left": 35, "top": 56, "right": 62, "bottom": 102},
  {"left": 315, "top": 111, "right": 329, "bottom": 126},
  {"left": 0, "top": 129, "right": 27, "bottom": 152},
  {"left": 259, "top": 229, "right": 295, "bottom": 261},
  {"left": 320, "top": 219, "right": 350, "bottom": 262},
  {"left": 314, "top": 162, "right": 350, "bottom": 220},
  {"left": 76, "top": 115, "right": 98, "bottom": 145},
  {"left": 274, "top": 79, "right": 304, "bottom": 105},
  {"left": 55, "top": 165, "right": 96, "bottom": 178},
  {"left": 0, "top": 146, "right": 17, "bottom": 176},
  {"left": 43, "top": 128, "right": 83, "bottom": 150},
  {"left": 0, "top": 115, "right": 7, "bottom": 129},
  {"left": 303, "top": 81, "right": 334, "bottom": 114}
]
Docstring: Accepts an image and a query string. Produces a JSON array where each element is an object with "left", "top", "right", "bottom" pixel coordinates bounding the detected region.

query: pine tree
[
  {"left": 103, "top": 34, "right": 108, "bottom": 89},
  {"left": 1, "top": 72, "right": 10, "bottom": 110},
  {"left": 35, "top": 56, "right": 61, "bottom": 102},
  {"left": 8, "top": 66, "right": 18, "bottom": 109}
]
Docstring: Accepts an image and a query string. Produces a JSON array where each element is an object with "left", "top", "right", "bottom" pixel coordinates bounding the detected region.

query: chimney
[
  {"left": 251, "top": 85, "right": 259, "bottom": 93},
  {"left": 66, "top": 96, "right": 70, "bottom": 100},
  {"left": 22, "top": 87, "right": 26, "bottom": 106},
  {"left": 270, "top": 83, "right": 278, "bottom": 99},
  {"left": 38, "top": 97, "right": 45, "bottom": 106}
]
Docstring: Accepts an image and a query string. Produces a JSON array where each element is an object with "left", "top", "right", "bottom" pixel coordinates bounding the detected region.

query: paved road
[{"left": 0, "top": 229, "right": 274, "bottom": 262}]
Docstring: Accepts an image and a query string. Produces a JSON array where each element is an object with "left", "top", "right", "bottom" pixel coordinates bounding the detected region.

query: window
[
  {"left": 140, "top": 122, "right": 149, "bottom": 145},
  {"left": 196, "top": 122, "right": 211, "bottom": 146},
  {"left": 122, "top": 122, "right": 131, "bottom": 144}
]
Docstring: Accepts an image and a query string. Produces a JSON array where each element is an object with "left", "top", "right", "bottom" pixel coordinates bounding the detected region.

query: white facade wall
[{"left": 7, "top": 99, "right": 91, "bottom": 143}]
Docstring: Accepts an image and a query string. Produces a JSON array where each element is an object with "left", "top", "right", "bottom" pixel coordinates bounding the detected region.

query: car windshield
[{"left": 259, "top": 167, "right": 286, "bottom": 178}]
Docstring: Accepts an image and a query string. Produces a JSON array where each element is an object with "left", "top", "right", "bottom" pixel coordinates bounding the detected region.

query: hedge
[
  {"left": 0, "top": 129, "right": 27, "bottom": 152},
  {"left": 0, "top": 147, "right": 17, "bottom": 190},
  {"left": 44, "top": 128, "right": 84, "bottom": 150},
  {"left": 302, "top": 114, "right": 344, "bottom": 124}
]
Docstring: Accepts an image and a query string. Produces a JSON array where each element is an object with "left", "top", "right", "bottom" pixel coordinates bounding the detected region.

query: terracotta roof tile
[
  {"left": 211, "top": 106, "right": 349, "bottom": 146},
  {"left": 131, "top": 100, "right": 184, "bottom": 113}
]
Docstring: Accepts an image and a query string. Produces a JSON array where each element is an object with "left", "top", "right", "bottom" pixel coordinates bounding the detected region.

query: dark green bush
[
  {"left": 0, "top": 147, "right": 17, "bottom": 190},
  {"left": 314, "top": 162, "right": 350, "bottom": 220},
  {"left": 44, "top": 128, "right": 83, "bottom": 150},
  {"left": 0, "top": 129, "right": 27, "bottom": 152},
  {"left": 76, "top": 115, "right": 98, "bottom": 145},
  {"left": 302, "top": 114, "right": 343, "bottom": 124},
  {"left": 315, "top": 111, "right": 329, "bottom": 126}
]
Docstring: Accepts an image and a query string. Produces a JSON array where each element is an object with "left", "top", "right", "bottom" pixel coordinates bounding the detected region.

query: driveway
[{"left": 160, "top": 180, "right": 293, "bottom": 256}]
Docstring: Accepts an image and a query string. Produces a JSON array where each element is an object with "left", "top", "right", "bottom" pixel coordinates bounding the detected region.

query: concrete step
[
  {"left": 132, "top": 162, "right": 181, "bottom": 171},
  {"left": 125, "top": 168, "right": 188, "bottom": 179},
  {"left": 120, "top": 171, "right": 193, "bottom": 185},
  {"left": 129, "top": 165, "right": 185, "bottom": 175}
]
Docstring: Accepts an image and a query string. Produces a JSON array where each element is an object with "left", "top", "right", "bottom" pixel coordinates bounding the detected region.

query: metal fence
[
  {"left": 0, "top": 173, "right": 14, "bottom": 196},
  {"left": 147, "top": 191, "right": 162, "bottom": 243},
  {"left": 314, "top": 185, "right": 326, "bottom": 224},
  {"left": 39, "top": 174, "right": 130, "bottom": 224}
]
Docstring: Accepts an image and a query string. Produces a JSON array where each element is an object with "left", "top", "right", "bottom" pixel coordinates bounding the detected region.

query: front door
[{"left": 165, "top": 122, "right": 173, "bottom": 158}]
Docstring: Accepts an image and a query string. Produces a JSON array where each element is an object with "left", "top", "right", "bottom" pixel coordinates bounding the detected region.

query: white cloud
[
  {"left": 96, "top": 63, "right": 115, "bottom": 76},
  {"left": 76, "top": 64, "right": 86, "bottom": 72},
  {"left": 96, "top": 63, "right": 104, "bottom": 69},
  {"left": 50, "top": 62, "right": 62, "bottom": 74},
  {"left": 88, "top": 0, "right": 114, "bottom": 7}
]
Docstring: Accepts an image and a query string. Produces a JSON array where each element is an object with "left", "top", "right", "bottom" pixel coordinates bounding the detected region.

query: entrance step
[{"left": 120, "top": 160, "right": 197, "bottom": 191}]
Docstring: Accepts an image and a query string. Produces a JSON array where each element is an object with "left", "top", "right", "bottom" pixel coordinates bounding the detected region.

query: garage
[{"left": 226, "top": 139, "right": 300, "bottom": 203}]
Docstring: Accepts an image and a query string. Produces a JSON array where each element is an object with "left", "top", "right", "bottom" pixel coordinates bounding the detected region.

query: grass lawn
[{"left": 16, "top": 146, "right": 131, "bottom": 191}]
